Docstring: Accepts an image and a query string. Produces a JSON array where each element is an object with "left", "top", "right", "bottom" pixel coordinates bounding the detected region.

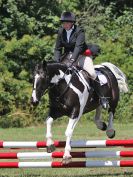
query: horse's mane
[{"left": 47, "top": 60, "right": 68, "bottom": 71}]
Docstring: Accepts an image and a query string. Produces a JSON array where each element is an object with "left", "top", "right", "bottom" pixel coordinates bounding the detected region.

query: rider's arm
[
  {"left": 54, "top": 29, "right": 63, "bottom": 62},
  {"left": 71, "top": 28, "right": 85, "bottom": 61}
]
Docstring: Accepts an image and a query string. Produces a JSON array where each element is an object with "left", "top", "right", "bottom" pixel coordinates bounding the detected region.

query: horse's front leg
[
  {"left": 46, "top": 116, "right": 55, "bottom": 153},
  {"left": 106, "top": 111, "right": 115, "bottom": 139},
  {"left": 63, "top": 117, "right": 79, "bottom": 164}
]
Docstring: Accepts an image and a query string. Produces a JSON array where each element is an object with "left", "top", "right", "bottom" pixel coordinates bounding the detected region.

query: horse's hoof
[
  {"left": 62, "top": 156, "right": 72, "bottom": 165},
  {"left": 106, "top": 129, "right": 115, "bottom": 139},
  {"left": 47, "top": 144, "right": 56, "bottom": 153},
  {"left": 96, "top": 121, "right": 107, "bottom": 131}
]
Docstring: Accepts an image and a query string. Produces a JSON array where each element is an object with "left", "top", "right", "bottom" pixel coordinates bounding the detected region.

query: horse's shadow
[
  {"left": 21, "top": 171, "right": 132, "bottom": 177},
  {"left": 45, "top": 172, "right": 133, "bottom": 177},
  {"left": 79, "top": 172, "right": 132, "bottom": 177}
]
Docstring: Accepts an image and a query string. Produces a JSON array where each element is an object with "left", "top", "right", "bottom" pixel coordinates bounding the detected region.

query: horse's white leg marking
[
  {"left": 46, "top": 116, "right": 54, "bottom": 146},
  {"left": 64, "top": 118, "right": 79, "bottom": 159},
  {"left": 32, "top": 74, "right": 40, "bottom": 102},
  {"left": 107, "top": 112, "right": 114, "bottom": 130}
]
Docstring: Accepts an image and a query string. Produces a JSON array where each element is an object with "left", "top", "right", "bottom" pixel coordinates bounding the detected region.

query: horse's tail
[{"left": 101, "top": 62, "right": 128, "bottom": 93}]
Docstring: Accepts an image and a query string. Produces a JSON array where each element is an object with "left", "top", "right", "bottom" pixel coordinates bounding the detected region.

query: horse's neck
[
  {"left": 47, "top": 63, "right": 70, "bottom": 84},
  {"left": 47, "top": 63, "right": 67, "bottom": 73}
]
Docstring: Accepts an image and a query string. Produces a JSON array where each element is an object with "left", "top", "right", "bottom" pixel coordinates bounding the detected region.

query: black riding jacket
[{"left": 54, "top": 25, "right": 88, "bottom": 62}]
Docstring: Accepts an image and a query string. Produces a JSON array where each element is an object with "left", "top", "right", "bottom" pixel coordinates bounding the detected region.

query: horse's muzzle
[{"left": 30, "top": 97, "right": 39, "bottom": 106}]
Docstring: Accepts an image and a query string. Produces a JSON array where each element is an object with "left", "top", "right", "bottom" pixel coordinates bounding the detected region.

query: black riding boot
[{"left": 92, "top": 76, "right": 108, "bottom": 109}]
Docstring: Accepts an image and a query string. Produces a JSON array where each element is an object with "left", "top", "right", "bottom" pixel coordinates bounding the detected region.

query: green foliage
[
  {"left": 0, "top": 0, "right": 132, "bottom": 127},
  {"left": 0, "top": 0, "right": 61, "bottom": 38},
  {"left": 31, "top": 94, "right": 49, "bottom": 124},
  {"left": 3, "top": 34, "right": 55, "bottom": 78},
  {"left": 0, "top": 34, "right": 54, "bottom": 127},
  {"left": 115, "top": 94, "right": 133, "bottom": 123}
]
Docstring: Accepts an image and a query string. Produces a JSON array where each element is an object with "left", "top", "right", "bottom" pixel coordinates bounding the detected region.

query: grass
[{"left": 0, "top": 120, "right": 133, "bottom": 177}]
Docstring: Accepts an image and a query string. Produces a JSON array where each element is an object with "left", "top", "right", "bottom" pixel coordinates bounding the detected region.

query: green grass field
[{"left": 0, "top": 120, "right": 133, "bottom": 177}]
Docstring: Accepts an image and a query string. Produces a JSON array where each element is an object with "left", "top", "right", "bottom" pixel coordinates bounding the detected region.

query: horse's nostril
[
  {"left": 33, "top": 101, "right": 39, "bottom": 106},
  {"left": 30, "top": 97, "right": 39, "bottom": 106}
]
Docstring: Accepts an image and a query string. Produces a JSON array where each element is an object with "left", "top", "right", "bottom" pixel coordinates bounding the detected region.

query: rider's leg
[
  {"left": 83, "top": 56, "right": 97, "bottom": 79},
  {"left": 80, "top": 56, "right": 108, "bottom": 109}
]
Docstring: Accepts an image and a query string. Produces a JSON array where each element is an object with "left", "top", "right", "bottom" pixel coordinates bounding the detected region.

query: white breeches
[{"left": 78, "top": 55, "right": 97, "bottom": 80}]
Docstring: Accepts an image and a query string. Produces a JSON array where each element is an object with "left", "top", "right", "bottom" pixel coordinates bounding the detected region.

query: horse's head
[{"left": 31, "top": 60, "right": 49, "bottom": 106}]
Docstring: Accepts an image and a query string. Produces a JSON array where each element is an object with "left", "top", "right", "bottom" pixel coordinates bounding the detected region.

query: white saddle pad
[{"left": 96, "top": 70, "right": 107, "bottom": 86}]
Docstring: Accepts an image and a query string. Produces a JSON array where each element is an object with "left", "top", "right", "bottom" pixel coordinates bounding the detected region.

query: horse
[{"left": 31, "top": 60, "right": 128, "bottom": 164}]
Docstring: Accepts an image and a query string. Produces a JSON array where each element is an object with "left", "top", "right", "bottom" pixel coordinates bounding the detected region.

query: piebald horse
[{"left": 31, "top": 60, "right": 128, "bottom": 164}]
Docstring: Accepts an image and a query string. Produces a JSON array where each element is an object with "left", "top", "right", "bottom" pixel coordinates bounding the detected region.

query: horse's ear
[{"left": 42, "top": 60, "right": 47, "bottom": 69}]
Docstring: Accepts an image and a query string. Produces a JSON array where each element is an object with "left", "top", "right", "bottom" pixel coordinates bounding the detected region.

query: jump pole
[
  {"left": 0, "top": 151, "right": 133, "bottom": 159},
  {"left": 0, "top": 139, "right": 133, "bottom": 148},
  {"left": 0, "top": 160, "right": 133, "bottom": 168}
]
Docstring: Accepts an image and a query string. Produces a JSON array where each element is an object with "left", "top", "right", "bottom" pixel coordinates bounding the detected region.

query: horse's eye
[
  {"left": 40, "top": 72, "right": 45, "bottom": 78},
  {"left": 42, "top": 75, "right": 46, "bottom": 79}
]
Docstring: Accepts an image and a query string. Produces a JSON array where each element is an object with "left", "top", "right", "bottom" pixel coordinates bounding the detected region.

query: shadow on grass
[
  {"left": 78, "top": 172, "right": 133, "bottom": 177},
  {"left": 49, "top": 173, "right": 132, "bottom": 177},
  {"left": 53, "top": 172, "right": 131, "bottom": 177},
  {"left": 3, "top": 172, "right": 132, "bottom": 177}
]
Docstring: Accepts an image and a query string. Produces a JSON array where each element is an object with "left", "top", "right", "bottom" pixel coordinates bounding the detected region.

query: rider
[{"left": 54, "top": 11, "right": 107, "bottom": 109}]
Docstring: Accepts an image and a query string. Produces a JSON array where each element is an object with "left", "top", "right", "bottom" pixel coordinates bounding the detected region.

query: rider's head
[{"left": 60, "top": 12, "right": 76, "bottom": 31}]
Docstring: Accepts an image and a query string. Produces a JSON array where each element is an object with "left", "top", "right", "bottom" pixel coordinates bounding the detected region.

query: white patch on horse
[
  {"left": 50, "top": 70, "right": 71, "bottom": 84},
  {"left": 32, "top": 90, "right": 38, "bottom": 102},
  {"left": 32, "top": 74, "right": 40, "bottom": 102},
  {"left": 34, "top": 74, "right": 40, "bottom": 89},
  {"left": 64, "top": 73, "right": 71, "bottom": 84},
  {"left": 69, "top": 74, "right": 89, "bottom": 119}
]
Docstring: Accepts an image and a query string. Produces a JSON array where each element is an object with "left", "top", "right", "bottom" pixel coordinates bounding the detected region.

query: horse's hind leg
[
  {"left": 106, "top": 88, "right": 119, "bottom": 139},
  {"left": 46, "top": 116, "right": 56, "bottom": 153},
  {"left": 106, "top": 110, "right": 115, "bottom": 139},
  {"left": 94, "top": 105, "right": 107, "bottom": 131}
]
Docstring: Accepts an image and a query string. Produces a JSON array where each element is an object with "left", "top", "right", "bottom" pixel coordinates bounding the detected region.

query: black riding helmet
[{"left": 60, "top": 12, "right": 76, "bottom": 22}]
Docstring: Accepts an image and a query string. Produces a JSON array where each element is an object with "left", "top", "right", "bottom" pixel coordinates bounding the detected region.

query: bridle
[{"left": 33, "top": 70, "right": 50, "bottom": 100}]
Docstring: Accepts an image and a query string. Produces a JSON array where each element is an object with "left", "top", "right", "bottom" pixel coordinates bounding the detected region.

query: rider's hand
[
  {"left": 68, "top": 58, "right": 75, "bottom": 67},
  {"left": 70, "top": 58, "right": 75, "bottom": 62}
]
